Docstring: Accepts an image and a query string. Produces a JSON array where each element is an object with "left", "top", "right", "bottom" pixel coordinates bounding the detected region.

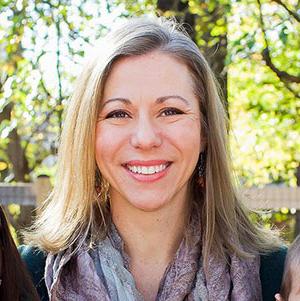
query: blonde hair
[{"left": 25, "top": 16, "right": 281, "bottom": 264}]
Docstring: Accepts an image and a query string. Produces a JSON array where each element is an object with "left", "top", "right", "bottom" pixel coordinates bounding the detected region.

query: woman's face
[{"left": 95, "top": 51, "right": 202, "bottom": 212}]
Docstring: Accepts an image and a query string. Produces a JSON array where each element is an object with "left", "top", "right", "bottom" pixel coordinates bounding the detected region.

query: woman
[
  {"left": 0, "top": 206, "right": 39, "bottom": 300},
  {"left": 21, "top": 17, "right": 286, "bottom": 301}
]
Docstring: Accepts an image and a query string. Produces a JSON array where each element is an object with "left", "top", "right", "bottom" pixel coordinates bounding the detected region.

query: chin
[{"left": 129, "top": 199, "right": 168, "bottom": 212}]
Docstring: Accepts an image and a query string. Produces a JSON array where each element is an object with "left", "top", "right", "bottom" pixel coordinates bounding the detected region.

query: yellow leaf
[{"left": 0, "top": 161, "right": 7, "bottom": 171}]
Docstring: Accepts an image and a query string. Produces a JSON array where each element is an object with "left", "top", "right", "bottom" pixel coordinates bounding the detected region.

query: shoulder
[
  {"left": 19, "top": 245, "right": 48, "bottom": 301},
  {"left": 260, "top": 247, "right": 287, "bottom": 301}
]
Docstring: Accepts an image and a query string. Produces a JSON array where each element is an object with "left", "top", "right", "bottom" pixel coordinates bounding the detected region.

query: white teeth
[
  {"left": 149, "top": 166, "right": 155, "bottom": 174},
  {"left": 127, "top": 164, "right": 168, "bottom": 175}
]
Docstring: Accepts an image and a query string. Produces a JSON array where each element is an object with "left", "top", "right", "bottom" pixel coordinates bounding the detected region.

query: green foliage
[
  {"left": 228, "top": 0, "right": 300, "bottom": 186},
  {"left": 251, "top": 208, "right": 296, "bottom": 243},
  {"left": 0, "top": 0, "right": 108, "bottom": 182}
]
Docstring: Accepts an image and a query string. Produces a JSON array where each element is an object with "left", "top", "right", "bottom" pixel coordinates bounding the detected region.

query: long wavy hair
[
  {"left": 0, "top": 206, "right": 39, "bottom": 300},
  {"left": 25, "top": 16, "right": 281, "bottom": 266}
]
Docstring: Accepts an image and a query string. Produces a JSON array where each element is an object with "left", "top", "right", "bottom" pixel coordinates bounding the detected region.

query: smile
[
  {"left": 126, "top": 164, "right": 168, "bottom": 175},
  {"left": 123, "top": 160, "right": 172, "bottom": 182}
]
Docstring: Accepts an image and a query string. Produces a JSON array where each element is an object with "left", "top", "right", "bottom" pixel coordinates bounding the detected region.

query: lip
[
  {"left": 122, "top": 160, "right": 172, "bottom": 183},
  {"left": 124, "top": 160, "right": 170, "bottom": 166}
]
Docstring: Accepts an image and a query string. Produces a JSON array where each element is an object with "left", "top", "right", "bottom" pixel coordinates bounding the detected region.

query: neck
[{"left": 110, "top": 194, "right": 190, "bottom": 264}]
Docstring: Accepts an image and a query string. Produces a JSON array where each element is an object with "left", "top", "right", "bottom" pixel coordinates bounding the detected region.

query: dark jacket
[{"left": 19, "top": 245, "right": 286, "bottom": 301}]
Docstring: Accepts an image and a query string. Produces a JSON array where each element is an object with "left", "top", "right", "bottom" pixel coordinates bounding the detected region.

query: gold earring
[{"left": 95, "top": 169, "right": 110, "bottom": 204}]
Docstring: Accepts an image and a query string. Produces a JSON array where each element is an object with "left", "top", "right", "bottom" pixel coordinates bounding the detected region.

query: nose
[{"left": 130, "top": 115, "right": 162, "bottom": 150}]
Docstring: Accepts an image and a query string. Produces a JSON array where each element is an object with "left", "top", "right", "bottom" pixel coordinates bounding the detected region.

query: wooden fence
[
  {"left": 0, "top": 177, "right": 52, "bottom": 206},
  {"left": 0, "top": 180, "right": 299, "bottom": 209},
  {"left": 242, "top": 186, "right": 300, "bottom": 209},
  {"left": 1, "top": 173, "right": 300, "bottom": 245},
  {"left": 1, "top": 179, "right": 300, "bottom": 240},
  {"left": 0, "top": 177, "right": 300, "bottom": 210}
]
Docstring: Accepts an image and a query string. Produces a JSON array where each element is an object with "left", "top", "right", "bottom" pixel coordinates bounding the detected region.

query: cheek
[
  {"left": 168, "top": 119, "right": 201, "bottom": 155},
  {"left": 95, "top": 124, "right": 128, "bottom": 166},
  {"left": 95, "top": 124, "right": 113, "bottom": 167}
]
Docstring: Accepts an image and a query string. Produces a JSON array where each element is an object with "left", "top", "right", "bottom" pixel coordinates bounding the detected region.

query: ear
[{"left": 274, "top": 293, "right": 284, "bottom": 301}]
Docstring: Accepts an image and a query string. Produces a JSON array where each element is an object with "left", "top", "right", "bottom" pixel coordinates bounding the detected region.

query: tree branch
[
  {"left": 257, "top": 0, "right": 300, "bottom": 84},
  {"left": 283, "top": 83, "right": 300, "bottom": 99},
  {"left": 39, "top": 75, "right": 52, "bottom": 98},
  {"left": 23, "top": 107, "right": 56, "bottom": 153},
  {"left": 0, "top": 74, "right": 9, "bottom": 93},
  {"left": 0, "top": 103, "right": 13, "bottom": 123},
  {"left": 262, "top": 48, "right": 300, "bottom": 83},
  {"left": 272, "top": 0, "right": 300, "bottom": 23},
  {"left": 53, "top": 6, "right": 63, "bottom": 134}
]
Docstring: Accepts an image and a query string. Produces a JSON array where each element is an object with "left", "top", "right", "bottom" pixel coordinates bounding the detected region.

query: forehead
[
  {"left": 103, "top": 51, "right": 195, "bottom": 97},
  {"left": 111, "top": 51, "right": 190, "bottom": 73}
]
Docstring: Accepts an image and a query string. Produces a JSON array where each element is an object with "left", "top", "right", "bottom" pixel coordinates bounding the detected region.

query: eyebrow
[{"left": 101, "top": 95, "right": 190, "bottom": 108}]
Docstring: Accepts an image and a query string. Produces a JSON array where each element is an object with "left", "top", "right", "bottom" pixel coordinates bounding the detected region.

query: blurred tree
[
  {"left": 228, "top": 0, "right": 299, "bottom": 187},
  {"left": 0, "top": 0, "right": 299, "bottom": 242},
  {"left": 0, "top": 0, "right": 106, "bottom": 242}
]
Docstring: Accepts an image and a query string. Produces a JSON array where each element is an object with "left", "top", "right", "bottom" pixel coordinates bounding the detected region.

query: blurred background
[{"left": 0, "top": 0, "right": 299, "bottom": 244}]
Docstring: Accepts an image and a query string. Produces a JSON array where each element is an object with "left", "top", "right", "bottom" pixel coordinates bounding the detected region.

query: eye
[
  {"left": 105, "top": 110, "right": 131, "bottom": 119},
  {"left": 160, "top": 107, "right": 184, "bottom": 117}
]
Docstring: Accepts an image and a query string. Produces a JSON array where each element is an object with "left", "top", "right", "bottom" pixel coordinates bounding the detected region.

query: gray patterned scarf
[{"left": 45, "top": 220, "right": 262, "bottom": 301}]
